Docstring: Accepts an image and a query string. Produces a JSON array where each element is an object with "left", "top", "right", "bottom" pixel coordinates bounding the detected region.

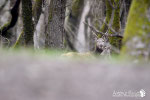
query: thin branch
[
  {"left": 98, "top": 18, "right": 123, "bottom": 38},
  {"left": 84, "top": 22, "right": 123, "bottom": 38},
  {"left": 0, "top": 34, "right": 10, "bottom": 47},
  {"left": 108, "top": 0, "right": 121, "bottom": 9}
]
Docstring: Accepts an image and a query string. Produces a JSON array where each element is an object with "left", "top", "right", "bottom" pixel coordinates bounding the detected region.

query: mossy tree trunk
[
  {"left": 99, "top": 0, "right": 122, "bottom": 52},
  {"left": 109, "top": 0, "right": 122, "bottom": 50},
  {"left": 121, "top": 0, "right": 150, "bottom": 59},
  {"left": 100, "top": 0, "right": 113, "bottom": 34},
  {"left": 22, "top": 0, "right": 34, "bottom": 46}
]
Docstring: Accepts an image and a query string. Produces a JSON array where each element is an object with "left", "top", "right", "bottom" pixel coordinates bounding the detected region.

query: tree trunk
[
  {"left": 22, "top": 0, "right": 34, "bottom": 46},
  {"left": 100, "top": 0, "right": 113, "bottom": 34},
  {"left": 121, "top": 0, "right": 150, "bottom": 59},
  {"left": 109, "top": 0, "right": 122, "bottom": 51},
  {"left": 45, "top": 0, "right": 66, "bottom": 49}
]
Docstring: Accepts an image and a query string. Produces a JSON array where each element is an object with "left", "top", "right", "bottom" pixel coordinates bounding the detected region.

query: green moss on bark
[
  {"left": 0, "top": 19, "right": 13, "bottom": 38},
  {"left": 13, "top": 31, "right": 25, "bottom": 48},
  {"left": 123, "top": 0, "right": 150, "bottom": 42},
  {"left": 109, "top": 0, "right": 122, "bottom": 50},
  {"left": 0, "top": 22, "right": 11, "bottom": 37},
  {"left": 100, "top": 0, "right": 113, "bottom": 34},
  {"left": 121, "top": 0, "right": 150, "bottom": 58},
  {"left": 48, "top": 0, "right": 54, "bottom": 22}
]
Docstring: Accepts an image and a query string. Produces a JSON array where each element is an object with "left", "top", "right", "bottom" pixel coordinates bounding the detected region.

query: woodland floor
[{"left": 0, "top": 49, "right": 150, "bottom": 100}]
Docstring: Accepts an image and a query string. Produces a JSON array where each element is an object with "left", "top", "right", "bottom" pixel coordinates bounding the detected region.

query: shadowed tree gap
[
  {"left": 33, "top": 0, "right": 43, "bottom": 26},
  {"left": 64, "top": 0, "right": 84, "bottom": 51},
  {"left": 0, "top": 0, "right": 21, "bottom": 38}
]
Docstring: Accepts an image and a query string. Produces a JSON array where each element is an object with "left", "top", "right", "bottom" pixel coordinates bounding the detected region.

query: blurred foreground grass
[
  {"left": 0, "top": 47, "right": 149, "bottom": 64},
  {"left": 0, "top": 47, "right": 67, "bottom": 58},
  {"left": 0, "top": 48, "right": 150, "bottom": 100}
]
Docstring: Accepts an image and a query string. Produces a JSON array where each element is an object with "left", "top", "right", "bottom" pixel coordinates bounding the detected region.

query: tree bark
[
  {"left": 121, "top": 0, "right": 150, "bottom": 59},
  {"left": 22, "top": 0, "right": 34, "bottom": 46},
  {"left": 100, "top": 0, "right": 113, "bottom": 34},
  {"left": 33, "top": 0, "right": 42, "bottom": 26},
  {"left": 109, "top": 0, "right": 122, "bottom": 51},
  {"left": 45, "top": 0, "right": 66, "bottom": 49}
]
